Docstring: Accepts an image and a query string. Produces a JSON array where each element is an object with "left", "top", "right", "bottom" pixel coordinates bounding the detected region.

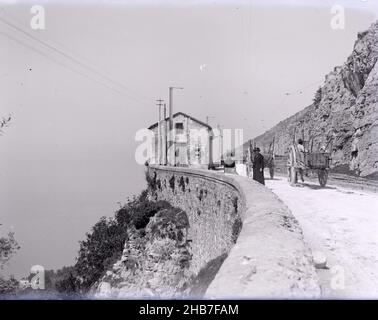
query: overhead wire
[
  {"left": 0, "top": 8, "right": 153, "bottom": 106},
  {"left": 0, "top": 30, "right": 136, "bottom": 99}
]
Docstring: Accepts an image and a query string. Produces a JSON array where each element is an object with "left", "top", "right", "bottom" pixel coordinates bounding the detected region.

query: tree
[
  {"left": 0, "top": 276, "right": 19, "bottom": 295},
  {"left": 0, "top": 227, "right": 20, "bottom": 295},
  {"left": 0, "top": 228, "right": 20, "bottom": 271},
  {"left": 0, "top": 119, "right": 18, "bottom": 269},
  {"left": 1, "top": 117, "right": 19, "bottom": 295},
  {"left": 55, "top": 190, "right": 174, "bottom": 294},
  {"left": 73, "top": 217, "right": 127, "bottom": 291},
  {"left": 0, "top": 115, "right": 11, "bottom": 136}
]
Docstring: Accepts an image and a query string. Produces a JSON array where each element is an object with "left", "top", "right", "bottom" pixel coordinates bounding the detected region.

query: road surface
[{"left": 265, "top": 176, "right": 378, "bottom": 298}]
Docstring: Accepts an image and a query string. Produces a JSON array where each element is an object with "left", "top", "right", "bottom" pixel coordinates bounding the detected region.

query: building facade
[{"left": 148, "top": 112, "right": 215, "bottom": 168}]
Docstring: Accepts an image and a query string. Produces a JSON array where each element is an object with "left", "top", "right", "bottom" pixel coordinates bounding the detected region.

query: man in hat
[{"left": 252, "top": 147, "right": 265, "bottom": 185}]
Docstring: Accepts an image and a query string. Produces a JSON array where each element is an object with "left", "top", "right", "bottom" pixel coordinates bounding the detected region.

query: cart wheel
[
  {"left": 318, "top": 169, "right": 328, "bottom": 187},
  {"left": 269, "top": 166, "right": 274, "bottom": 179}
]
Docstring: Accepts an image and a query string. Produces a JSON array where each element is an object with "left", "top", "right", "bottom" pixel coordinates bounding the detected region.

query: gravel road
[{"left": 266, "top": 176, "right": 378, "bottom": 298}]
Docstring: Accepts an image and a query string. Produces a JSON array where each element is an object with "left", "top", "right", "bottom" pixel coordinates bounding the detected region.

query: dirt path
[{"left": 265, "top": 176, "right": 378, "bottom": 298}]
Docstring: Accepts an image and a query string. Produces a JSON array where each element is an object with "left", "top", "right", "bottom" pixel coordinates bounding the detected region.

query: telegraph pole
[
  {"left": 163, "top": 103, "right": 167, "bottom": 165},
  {"left": 156, "top": 99, "right": 164, "bottom": 165}
]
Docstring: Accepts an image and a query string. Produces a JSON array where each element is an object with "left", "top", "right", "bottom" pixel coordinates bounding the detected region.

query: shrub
[
  {"left": 57, "top": 189, "right": 177, "bottom": 293},
  {"left": 0, "top": 276, "right": 19, "bottom": 295},
  {"left": 145, "top": 171, "right": 157, "bottom": 193},
  {"left": 313, "top": 87, "right": 322, "bottom": 105},
  {"left": 55, "top": 271, "right": 80, "bottom": 296},
  {"left": 0, "top": 228, "right": 20, "bottom": 296},
  {"left": 0, "top": 231, "right": 20, "bottom": 270},
  {"left": 73, "top": 217, "right": 127, "bottom": 290}
]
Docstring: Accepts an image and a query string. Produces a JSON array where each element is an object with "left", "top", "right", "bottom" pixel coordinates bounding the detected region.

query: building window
[{"left": 175, "top": 122, "right": 184, "bottom": 134}]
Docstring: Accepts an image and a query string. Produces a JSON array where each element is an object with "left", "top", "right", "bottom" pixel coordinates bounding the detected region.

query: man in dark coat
[{"left": 252, "top": 147, "right": 265, "bottom": 185}]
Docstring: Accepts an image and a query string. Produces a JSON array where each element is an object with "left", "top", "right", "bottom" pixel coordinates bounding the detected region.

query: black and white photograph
[{"left": 0, "top": 0, "right": 378, "bottom": 307}]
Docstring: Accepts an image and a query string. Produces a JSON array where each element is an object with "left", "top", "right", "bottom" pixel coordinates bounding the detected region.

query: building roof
[{"left": 148, "top": 112, "right": 212, "bottom": 130}]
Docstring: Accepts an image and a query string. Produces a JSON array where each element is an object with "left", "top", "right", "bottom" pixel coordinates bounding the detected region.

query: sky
[{"left": 0, "top": 0, "right": 377, "bottom": 278}]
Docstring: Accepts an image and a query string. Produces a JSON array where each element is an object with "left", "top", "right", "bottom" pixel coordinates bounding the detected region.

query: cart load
[{"left": 287, "top": 145, "right": 331, "bottom": 187}]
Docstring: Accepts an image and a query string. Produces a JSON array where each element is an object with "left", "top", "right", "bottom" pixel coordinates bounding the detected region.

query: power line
[
  {"left": 0, "top": 30, "right": 142, "bottom": 100},
  {"left": 0, "top": 11, "right": 153, "bottom": 104},
  {"left": 1, "top": 6, "right": 110, "bottom": 77},
  {"left": 0, "top": 13, "right": 148, "bottom": 103},
  {"left": 156, "top": 99, "right": 164, "bottom": 108}
]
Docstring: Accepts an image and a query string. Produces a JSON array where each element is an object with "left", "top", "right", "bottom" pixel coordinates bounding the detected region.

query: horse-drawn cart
[{"left": 287, "top": 144, "right": 331, "bottom": 187}]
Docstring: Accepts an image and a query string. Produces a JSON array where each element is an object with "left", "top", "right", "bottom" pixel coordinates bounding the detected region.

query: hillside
[{"left": 251, "top": 21, "right": 378, "bottom": 179}]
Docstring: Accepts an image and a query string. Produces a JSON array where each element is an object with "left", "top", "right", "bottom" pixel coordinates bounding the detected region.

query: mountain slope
[{"left": 252, "top": 21, "right": 378, "bottom": 178}]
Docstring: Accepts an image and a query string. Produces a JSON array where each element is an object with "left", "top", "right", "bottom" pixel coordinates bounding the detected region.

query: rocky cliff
[
  {"left": 94, "top": 208, "right": 193, "bottom": 299},
  {"left": 253, "top": 21, "right": 378, "bottom": 179}
]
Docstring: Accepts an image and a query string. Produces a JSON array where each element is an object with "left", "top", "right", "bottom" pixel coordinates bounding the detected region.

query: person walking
[
  {"left": 252, "top": 147, "right": 265, "bottom": 185},
  {"left": 297, "top": 139, "right": 306, "bottom": 182}
]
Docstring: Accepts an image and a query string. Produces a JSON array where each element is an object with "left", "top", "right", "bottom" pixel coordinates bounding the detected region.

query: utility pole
[
  {"left": 168, "top": 86, "right": 184, "bottom": 166},
  {"left": 156, "top": 99, "right": 164, "bottom": 165},
  {"left": 163, "top": 103, "right": 167, "bottom": 165},
  {"left": 205, "top": 116, "right": 215, "bottom": 166}
]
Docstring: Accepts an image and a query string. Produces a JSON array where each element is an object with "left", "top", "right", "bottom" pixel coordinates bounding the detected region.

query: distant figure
[
  {"left": 350, "top": 128, "right": 362, "bottom": 171},
  {"left": 297, "top": 139, "right": 305, "bottom": 182},
  {"left": 252, "top": 147, "right": 265, "bottom": 185},
  {"left": 297, "top": 138, "right": 305, "bottom": 153},
  {"left": 351, "top": 128, "right": 362, "bottom": 160},
  {"left": 224, "top": 152, "right": 236, "bottom": 174}
]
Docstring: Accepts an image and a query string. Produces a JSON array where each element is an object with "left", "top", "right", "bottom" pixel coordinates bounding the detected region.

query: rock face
[
  {"left": 95, "top": 208, "right": 193, "bottom": 299},
  {"left": 253, "top": 21, "right": 378, "bottom": 178}
]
